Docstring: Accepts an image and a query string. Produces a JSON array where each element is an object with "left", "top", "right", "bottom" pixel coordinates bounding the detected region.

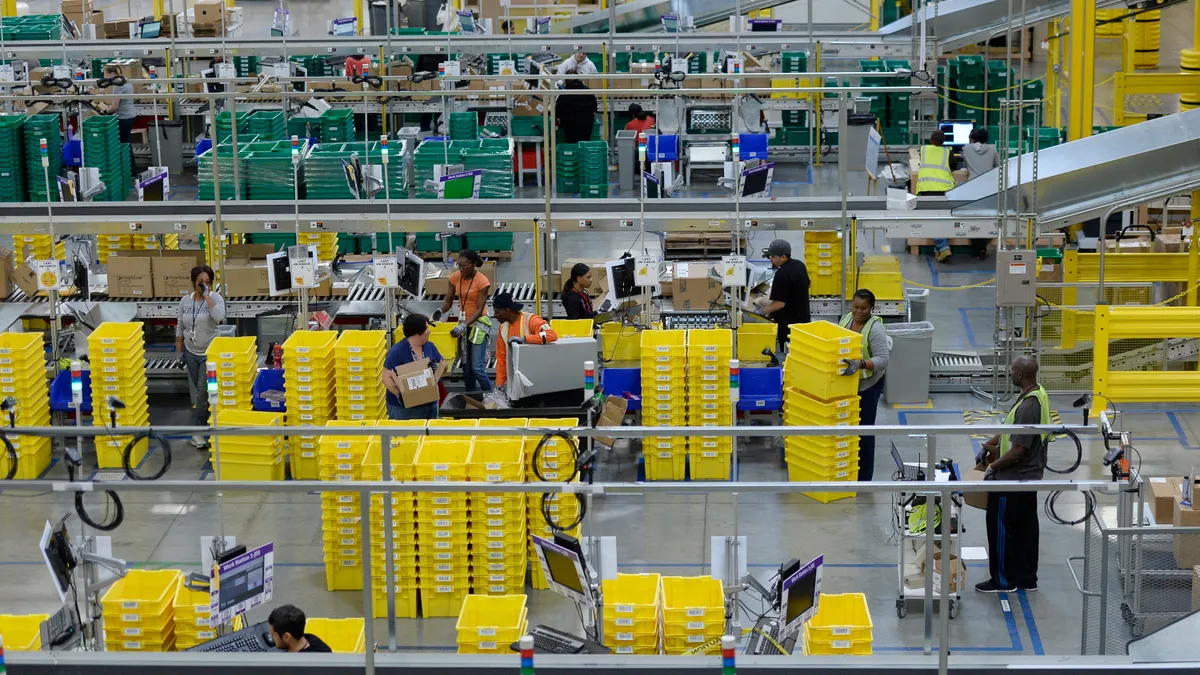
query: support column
[
  {"left": 1, "top": 0, "right": 15, "bottom": 17},
  {"left": 1066, "top": 0, "right": 1096, "bottom": 141}
]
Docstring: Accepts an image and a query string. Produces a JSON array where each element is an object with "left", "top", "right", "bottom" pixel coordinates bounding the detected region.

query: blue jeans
[
  {"left": 933, "top": 238, "right": 950, "bottom": 254},
  {"left": 857, "top": 377, "right": 886, "bottom": 481},
  {"left": 463, "top": 338, "right": 492, "bottom": 393},
  {"left": 388, "top": 402, "right": 439, "bottom": 420}
]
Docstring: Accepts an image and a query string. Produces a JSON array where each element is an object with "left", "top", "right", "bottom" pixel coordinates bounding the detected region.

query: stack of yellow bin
[
  {"left": 0, "top": 614, "right": 50, "bottom": 651},
  {"left": 602, "top": 573, "right": 661, "bottom": 654},
  {"left": 369, "top": 420, "right": 425, "bottom": 618},
  {"left": 173, "top": 583, "right": 215, "bottom": 649},
  {"left": 283, "top": 330, "right": 338, "bottom": 479},
  {"left": 305, "top": 618, "right": 366, "bottom": 653},
  {"left": 335, "top": 330, "right": 387, "bottom": 422},
  {"left": 88, "top": 322, "right": 150, "bottom": 469},
  {"left": 455, "top": 594, "right": 529, "bottom": 654},
  {"left": 468, "top": 438, "right": 526, "bottom": 596},
  {"left": 298, "top": 231, "right": 338, "bottom": 262},
  {"left": 0, "top": 333, "right": 51, "bottom": 479},
  {"left": 685, "top": 329, "right": 734, "bottom": 480},
  {"left": 206, "top": 336, "right": 257, "bottom": 424},
  {"left": 805, "top": 231, "right": 842, "bottom": 296},
  {"left": 320, "top": 421, "right": 380, "bottom": 591},
  {"left": 415, "top": 438, "right": 473, "bottom": 617},
  {"left": 801, "top": 593, "right": 873, "bottom": 656},
  {"left": 100, "top": 570, "right": 181, "bottom": 652},
  {"left": 640, "top": 330, "right": 688, "bottom": 480},
  {"left": 212, "top": 409, "right": 286, "bottom": 480},
  {"left": 526, "top": 417, "right": 579, "bottom": 589},
  {"left": 130, "top": 234, "right": 161, "bottom": 251},
  {"left": 660, "top": 576, "right": 726, "bottom": 655},
  {"left": 13, "top": 234, "right": 65, "bottom": 261},
  {"left": 96, "top": 234, "right": 133, "bottom": 264},
  {"left": 784, "top": 321, "right": 862, "bottom": 502}
]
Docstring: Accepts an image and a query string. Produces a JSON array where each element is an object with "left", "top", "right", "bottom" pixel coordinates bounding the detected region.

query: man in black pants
[
  {"left": 975, "top": 355, "right": 1050, "bottom": 593},
  {"left": 757, "top": 239, "right": 810, "bottom": 354}
]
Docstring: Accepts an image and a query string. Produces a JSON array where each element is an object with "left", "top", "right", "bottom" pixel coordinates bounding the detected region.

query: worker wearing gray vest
[{"left": 839, "top": 289, "right": 890, "bottom": 481}]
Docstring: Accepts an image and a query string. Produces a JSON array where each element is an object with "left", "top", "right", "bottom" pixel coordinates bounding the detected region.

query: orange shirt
[
  {"left": 625, "top": 116, "right": 656, "bottom": 142},
  {"left": 448, "top": 270, "right": 490, "bottom": 322},
  {"left": 496, "top": 312, "right": 557, "bottom": 386}
]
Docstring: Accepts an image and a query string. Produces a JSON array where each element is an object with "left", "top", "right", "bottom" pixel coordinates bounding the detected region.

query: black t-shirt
[
  {"left": 769, "top": 258, "right": 811, "bottom": 337},
  {"left": 300, "top": 633, "right": 333, "bottom": 653},
  {"left": 561, "top": 288, "right": 596, "bottom": 320}
]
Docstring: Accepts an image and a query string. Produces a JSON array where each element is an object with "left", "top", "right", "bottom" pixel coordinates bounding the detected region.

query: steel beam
[{"left": 1066, "top": 0, "right": 1096, "bottom": 141}]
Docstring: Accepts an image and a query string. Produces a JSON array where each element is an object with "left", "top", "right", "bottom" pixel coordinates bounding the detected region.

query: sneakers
[
  {"left": 974, "top": 580, "right": 1016, "bottom": 594},
  {"left": 1019, "top": 585, "right": 1037, "bottom": 592},
  {"left": 190, "top": 435, "right": 209, "bottom": 449}
]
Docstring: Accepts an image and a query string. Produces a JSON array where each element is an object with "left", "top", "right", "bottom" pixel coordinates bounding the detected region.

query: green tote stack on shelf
[
  {"left": 82, "top": 115, "right": 128, "bottom": 202},
  {"left": 215, "top": 111, "right": 250, "bottom": 144},
  {"left": 448, "top": 111, "right": 479, "bottom": 140},
  {"left": 555, "top": 143, "right": 579, "bottom": 194},
  {"left": 305, "top": 142, "right": 408, "bottom": 199},
  {"left": 245, "top": 139, "right": 304, "bottom": 200},
  {"left": 24, "top": 114, "right": 62, "bottom": 202},
  {"left": 0, "top": 115, "right": 26, "bottom": 202},
  {"left": 318, "top": 109, "right": 356, "bottom": 143},
  {"left": 197, "top": 138, "right": 256, "bottom": 201},
  {"left": 247, "top": 110, "right": 286, "bottom": 140},
  {"left": 577, "top": 140, "right": 609, "bottom": 198},
  {"left": 461, "top": 138, "right": 514, "bottom": 199}
]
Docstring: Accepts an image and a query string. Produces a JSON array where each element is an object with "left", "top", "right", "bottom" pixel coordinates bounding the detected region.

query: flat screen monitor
[
  {"left": 399, "top": 248, "right": 425, "bottom": 297},
  {"left": 938, "top": 120, "right": 974, "bottom": 147},
  {"left": 780, "top": 555, "right": 823, "bottom": 637},
  {"left": 741, "top": 162, "right": 773, "bottom": 198},
  {"left": 331, "top": 17, "right": 357, "bottom": 36},
  {"left": 140, "top": 20, "right": 161, "bottom": 38},
  {"left": 438, "top": 169, "right": 481, "bottom": 200},
  {"left": 531, "top": 534, "right": 592, "bottom": 608},
  {"left": 608, "top": 257, "right": 638, "bottom": 300},
  {"left": 40, "top": 521, "right": 73, "bottom": 603}
]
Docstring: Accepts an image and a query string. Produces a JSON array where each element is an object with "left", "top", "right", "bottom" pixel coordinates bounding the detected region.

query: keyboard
[
  {"left": 185, "top": 622, "right": 274, "bottom": 653},
  {"left": 41, "top": 605, "right": 79, "bottom": 648},
  {"left": 511, "top": 625, "right": 611, "bottom": 655},
  {"left": 746, "top": 618, "right": 786, "bottom": 656}
]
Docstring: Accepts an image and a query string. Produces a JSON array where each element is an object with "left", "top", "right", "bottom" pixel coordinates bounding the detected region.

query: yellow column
[
  {"left": 1187, "top": 220, "right": 1199, "bottom": 306},
  {"left": 1, "top": 0, "right": 15, "bottom": 16},
  {"left": 1066, "top": 0, "right": 1096, "bottom": 141},
  {"left": 870, "top": 0, "right": 881, "bottom": 31},
  {"left": 224, "top": 0, "right": 234, "bottom": 6},
  {"left": 354, "top": 0, "right": 364, "bottom": 34},
  {"left": 153, "top": 0, "right": 164, "bottom": 19},
  {"left": 1046, "top": 21, "right": 1061, "bottom": 128}
]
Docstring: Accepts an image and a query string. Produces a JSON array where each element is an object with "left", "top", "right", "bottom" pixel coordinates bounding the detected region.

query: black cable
[
  {"left": 532, "top": 431, "right": 580, "bottom": 482},
  {"left": 1044, "top": 427, "right": 1083, "bottom": 475},
  {"left": 0, "top": 431, "right": 16, "bottom": 480},
  {"left": 541, "top": 492, "right": 585, "bottom": 532},
  {"left": 67, "top": 460, "right": 124, "bottom": 531},
  {"left": 122, "top": 430, "right": 172, "bottom": 481},
  {"left": 1041, "top": 427, "right": 1094, "bottom": 525},
  {"left": 532, "top": 431, "right": 588, "bottom": 532}
]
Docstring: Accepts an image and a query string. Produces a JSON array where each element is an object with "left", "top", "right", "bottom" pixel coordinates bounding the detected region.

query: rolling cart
[{"left": 891, "top": 445, "right": 963, "bottom": 619}]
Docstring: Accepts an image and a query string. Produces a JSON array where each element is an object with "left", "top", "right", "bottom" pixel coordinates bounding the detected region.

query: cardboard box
[
  {"left": 104, "top": 17, "right": 137, "bottom": 39},
  {"left": 512, "top": 94, "right": 544, "bottom": 116},
  {"left": 62, "top": 0, "right": 92, "bottom": 14},
  {"left": 594, "top": 395, "right": 629, "bottom": 447},
  {"left": 13, "top": 261, "right": 37, "bottom": 298},
  {"left": 0, "top": 246, "right": 13, "bottom": 299},
  {"left": 393, "top": 358, "right": 447, "bottom": 408},
  {"left": 1148, "top": 477, "right": 1184, "bottom": 525},
  {"left": 916, "top": 550, "right": 967, "bottom": 593},
  {"left": 223, "top": 263, "right": 271, "bottom": 297},
  {"left": 672, "top": 261, "right": 723, "bottom": 309},
  {"left": 561, "top": 258, "right": 609, "bottom": 298},
  {"left": 89, "top": 10, "right": 106, "bottom": 38},
  {"left": 226, "top": 243, "right": 277, "bottom": 260},
  {"left": 1172, "top": 487, "right": 1200, "bottom": 568},
  {"left": 107, "top": 255, "right": 154, "bottom": 298},
  {"left": 152, "top": 255, "right": 200, "bottom": 298},
  {"left": 193, "top": 0, "right": 226, "bottom": 25}
]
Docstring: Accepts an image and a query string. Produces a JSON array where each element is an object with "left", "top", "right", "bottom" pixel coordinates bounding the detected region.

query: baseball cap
[{"left": 765, "top": 239, "right": 791, "bottom": 257}]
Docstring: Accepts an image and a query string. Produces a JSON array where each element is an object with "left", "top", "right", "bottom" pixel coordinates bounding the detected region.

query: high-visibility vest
[
  {"left": 839, "top": 313, "right": 883, "bottom": 379},
  {"left": 999, "top": 384, "right": 1051, "bottom": 456},
  {"left": 916, "top": 145, "right": 954, "bottom": 194},
  {"left": 499, "top": 312, "right": 534, "bottom": 341}
]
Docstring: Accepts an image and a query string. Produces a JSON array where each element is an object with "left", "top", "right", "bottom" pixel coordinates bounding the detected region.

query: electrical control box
[{"left": 996, "top": 249, "right": 1036, "bottom": 307}]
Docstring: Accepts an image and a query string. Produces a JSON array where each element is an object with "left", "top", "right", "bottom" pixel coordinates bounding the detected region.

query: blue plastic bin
[
  {"left": 601, "top": 367, "right": 641, "bottom": 411},
  {"left": 737, "top": 367, "right": 782, "bottom": 411},
  {"left": 251, "top": 368, "right": 286, "bottom": 412},
  {"left": 50, "top": 369, "right": 91, "bottom": 414}
]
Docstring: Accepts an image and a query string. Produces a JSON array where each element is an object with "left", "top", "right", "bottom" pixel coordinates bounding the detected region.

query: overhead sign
[{"left": 209, "top": 542, "right": 274, "bottom": 626}]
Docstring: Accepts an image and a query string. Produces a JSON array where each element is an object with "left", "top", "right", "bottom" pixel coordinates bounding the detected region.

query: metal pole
[
  {"left": 922, "top": 434, "right": 936, "bottom": 655},
  {"left": 228, "top": 86, "right": 240, "bottom": 201},
  {"left": 381, "top": 433, "right": 397, "bottom": 650},
  {"left": 208, "top": 102, "right": 227, "bottom": 291},
  {"left": 360, "top": 487, "right": 377, "bottom": 671},
  {"left": 837, "top": 93, "right": 849, "bottom": 316},
  {"left": 938, "top": 487, "right": 951, "bottom": 675}
]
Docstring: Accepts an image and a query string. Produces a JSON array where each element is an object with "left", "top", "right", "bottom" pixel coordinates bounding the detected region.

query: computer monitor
[
  {"left": 741, "top": 162, "right": 774, "bottom": 199},
  {"left": 210, "top": 543, "right": 274, "bottom": 626},
  {"left": 780, "top": 555, "right": 822, "bottom": 638},
  {"left": 140, "top": 20, "right": 161, "bottom": 38},
  {"left": 399, "top": 248, "right": 425, "bottom": 297},
  {"left": 40, "top": 520, "right": 74, "bottom": 603},
  {"left": 607, "top": 257, "right": 638, "bottom": 300},
  {"left": 643, "top": 171, "right": 660, "bottom": 199},
  {"left": 531, "top": 534, "right": 593, "bottom": 608},
  {"left": 438, "top": 169, "right": 481, "bottom": 200},
  {"left": 661, "top": 13, "right": 680, "bottom": 32},
  {"left": 330, "top": 17, "right": 357, "bottom": 36},
  {"left": 266, "top": 250, "right": 292, "bottom": 297},
  {"left": 456, "top": 10, "right": 477, "bottom": 33},
  {"left": 938, "top": 120, "right": 974, "bottom": 147}
]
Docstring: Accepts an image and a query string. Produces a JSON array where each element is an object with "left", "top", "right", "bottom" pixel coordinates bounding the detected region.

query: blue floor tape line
[
  {"left": 1166, "top": 411, "right": 1198, "bottom": 449},
  {"left": 999, "top": 593, "right": 1025, "bottom": 652},
  {"left": 1015, "top": 590, "right": 1044, "bottom": 655}
]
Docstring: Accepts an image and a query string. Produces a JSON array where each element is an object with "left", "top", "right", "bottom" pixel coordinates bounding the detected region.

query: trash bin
[
  {"left": 369, "top": 1, "right": 390, "bottom": 35},
  {"left": 906, "top": 287, "right": 929, "bottom": 322},
  {"left": 147, "top": 120, "right": 184, "bottom": 176},
  {"left": 884, "top": 321, "right": 934, "bottom": 405},
  {"left": 616, "top": 130, "right": 637, "bottom": 192},
  {"left": 840, "top": 113, "right": 876, "bottom": 168}
]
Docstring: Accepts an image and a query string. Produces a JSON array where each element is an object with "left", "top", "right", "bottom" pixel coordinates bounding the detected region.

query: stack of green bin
[
  {"left": 0, "top": 15, "right": 64, "bottom": 41},
  {"left": 317, "top": 109, "right": 355, "bottom": 143},
  {"left": 305, "top": 142, "right": 408, "bottom": 199},
  {"left": 412, "top": 138, "right": 470, "bottom": 199},
  {"left": 1023, "top": 127, "right": 1061, "bottom": 153},
  {"left": 83, "top": 115, "right": 129, "bottom": 202},
  {"left": 290, "top": 55, "right": 330, "bottom": 77},
  {"left": 248, "top": 110, "right": 286, "bottom": 141},
  {"left": 781, "top": 52, "right": 807, "bottom": 73},
  {"left": 448, "top": 112, "right": 479, "bottom": 140},
  {"left": 244, "top": 140, "right": 304, "bottom": 200},
  {"left": 197, "top": 139, "right": 254, "bottom": 201},
  {"left": 233, "top": 56, "right": 259, "bottom": 78},
  {"left": 287, "top": 116, "right": 316, "bottom": 141},
  {"left": 577, "top": 140, "right": 608, "bottom": 198},
  {"left": 555, "top": 143, "right": 579, "bottom": 194},
  {"left": 615, "top": 52, "right": 656, "bottom": 72},
  {"left": 0, "top": 115, "right": 26, "bottom": 202},
  {"left": 24, "top": 114, "right": 62, "bottom": 202},
  {"left": 486, "top": 53, "right": 529, "bottom": 75},
  {"left": 461, "top": 138, "right": 514, "bottom": 199},
  {"left": 215, "top": 111, "right": 251, "bottom": 144}
]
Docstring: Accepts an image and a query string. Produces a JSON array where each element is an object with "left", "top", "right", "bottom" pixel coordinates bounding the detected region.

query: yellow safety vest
[
  {"left": 999, "top": 385, "right": 1051, "bottom": 455},
  {"left": 916, "top": 145, "right": 954, "bottom": 194},
  {"left": 839, "top": 313, "right": 882, "bottom": 379},
  {"left": 499, "top": 312, "right": 533, "bottom": 341}
]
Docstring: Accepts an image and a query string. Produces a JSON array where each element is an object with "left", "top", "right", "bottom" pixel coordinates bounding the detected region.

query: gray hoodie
[{"left": 963, "top": 142, "right": 1001, "bottom": 180}]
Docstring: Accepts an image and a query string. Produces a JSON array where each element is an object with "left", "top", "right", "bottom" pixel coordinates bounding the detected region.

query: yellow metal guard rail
[{"left": 1093, "top": 305, "right": 1200, "bottom": 408}]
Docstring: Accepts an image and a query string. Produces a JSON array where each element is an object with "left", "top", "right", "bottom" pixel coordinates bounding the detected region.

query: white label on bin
[
  {"left": 488, "top": 551, "right": 504, "bottom": 559},
  {"left": 615, "top": 617, "right": 633, "bottom": 627},
  {"left": 436, "top": 574, "right": 453, "bottom": 582},
  {"left": 656, "top": 451, "right": 673, "bottom": 459},
  {"left": 688, "top": 635, "right": 705, "bottom": 643},
  {"left": 616, "top": 604, "right": 633, "bottom": 614},
  {"left": 477, "top": 626, "right": 498, "bottom": 638},
  {"left": 703, "top": 451, "right": 718, "bottom": 458},
  {"left": 616, "top": 633, "right": 633, "bottom": 641},
  {"left": 488, "top": 541, "right": 504, "bottom": 549},
  {"left": 687, "top": 608, "right": 704, "bottom": 617},
  {"left": 433, "top": 463, "right": 449, "bottom": 471},
  {"left": 833, "top": 640, "right": 851, "bottom": 649},
  {"left": 340, "top": 527, "right": 356, "bottom": 535},
  {"left": 486, "top": 473, "right": 501, "bottom": 482},
  {"left": 123, "top": 641, "right": 142, "bottom": 649},
  {"left": 338, "top": 495, "right": 354, "bottom": 503},
  {"left": 339, "top": 506, "right": 354, "bottom": 514},
  {"left": 434, "top": 475, "right": 448, "bottom": 483},
  {"left": 485, "top": 462, "right": 501, "bottom": 471},
  {"left": 122, "top": 601, "right": 139, "bottom": 610},
  {"left": 688, "top": 621, "right": 704, "bottom": 630},
  {"left": 436, "top": 585, "right": 453, "bottom": 593},
  {"left": 836, "top": 471, "right": 849, "bottom": 478},
  {"left": 832, "top": 627, "right": 851, "bottom": 636},
  {"left": 487, "top": 518, "right": 504, "bottom": 527},
  {"left": 434, "top": 508, "right": 450, "bottom": 516},
  {"left": 122, "top": 613, "right": 139, "bottom": 621},
  {"left": 434, "top": 519, "right": 450, "bottom": 527},
  {"left": 434, "top": 531, "right": 451, "bottom": 538},
  {"left": 340, "top": 560, "right": 358, "bottom": 567},
  {"left": 478, "top": 640, "right": 497, "bottom": 650},
  {"left": 617, "top": 646, "right": 633, "bottom": 654},
  {"left": 197, "top": 630, "right": 215, "bottom": 639},
  {"left": 487, "top": 530, "right": 503, "bottom": 538},
  {"left": 435, "top": 552, "right": 452, "bottom": 559}
]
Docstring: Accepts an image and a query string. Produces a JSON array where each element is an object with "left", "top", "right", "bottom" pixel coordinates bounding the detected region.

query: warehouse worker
[
  {"left": 493, "top": 292, "right": 558, "bottom": 393},
  {"left": 557, "top": 79, "right": 598, "bottom": 145},
  {"left": 962, "top": 127, "right": 1001, "bottom": 260},
  {"left": 561, "top": 263, "right": 611, "bottom": 320},
  {"left": 383, "top": 313, "right": 444, "bottom": 420},
  {"left": 434, "top": 249, "right": 493, "bottom": 393},
  {"left": 756, "top": 239, "right": 810, "bottom": 354},
  {"left": 839, "top": 289, "right": 890, "bottom": 481},
  {"left": 556, "top": 50, "right": 597, "bottom": 77},
  {"left": 916, "top": 130, "right": 957, "bottom": 263},
  {"left": 267, "top": 605, "right": 333, "bottom": 653},
  {"left": 101, "top": 63, "right": 138, "bottom": 179},
  {"left": 975, "top": 355, "right": 1049, "bottom": 594},
  {"left": 176, "top": 265, "right": 226, "bottom": 450}
]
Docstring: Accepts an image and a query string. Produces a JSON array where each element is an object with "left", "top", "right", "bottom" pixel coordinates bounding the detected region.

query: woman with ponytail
[{"left": 561, "top": 263, "right": 598, "bottom": 320}]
